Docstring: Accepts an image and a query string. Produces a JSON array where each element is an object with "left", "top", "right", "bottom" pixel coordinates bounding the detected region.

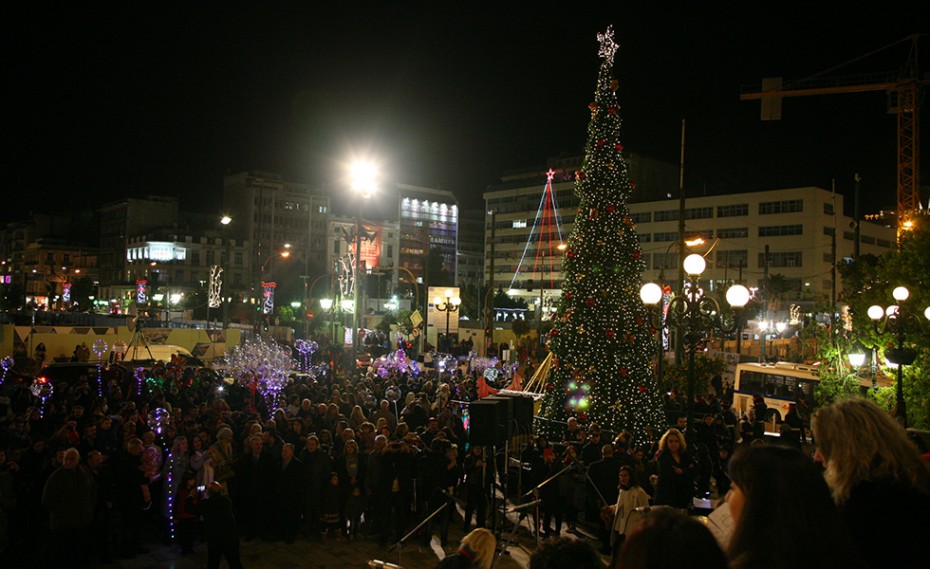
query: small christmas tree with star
[{"left": 536, "top": 26, "right": 665, "bottom": 446}]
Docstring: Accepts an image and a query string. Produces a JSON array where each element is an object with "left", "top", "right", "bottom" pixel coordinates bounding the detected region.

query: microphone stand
[
  {"left": 516, "top": 461, "right": 574, "bottom": 546},
  {"left": 388, "top": 496, "right": 450, "bottom": 567}
]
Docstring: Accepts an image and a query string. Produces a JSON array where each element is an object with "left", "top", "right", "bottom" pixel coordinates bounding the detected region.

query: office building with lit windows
[{"left": 485, "top": 160, "right": 895, "bottom": 312}]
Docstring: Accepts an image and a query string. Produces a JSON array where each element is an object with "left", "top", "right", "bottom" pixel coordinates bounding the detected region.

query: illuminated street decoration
[
  {"left": 262, "top": 282, "right": 276, "bottom": 315},
  {"left": 136, "top": 279, "right": 148, "bottom": 304},
  {"left": 209, "top": 265, "right": 223, "bottom": 308}
]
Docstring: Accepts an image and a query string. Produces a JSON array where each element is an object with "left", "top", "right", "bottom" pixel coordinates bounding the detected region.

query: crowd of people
[{"left": 0, "top": 344, "right": 928, "bottom": 569}]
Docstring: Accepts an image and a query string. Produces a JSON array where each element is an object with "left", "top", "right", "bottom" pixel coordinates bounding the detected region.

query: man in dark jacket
[
  {"left": 586, "top": 444, "right": 623, "bottom": 554},
  {"left": 199, "top": 481, "right": 244, "bottom": 569},
  {"left": 42, "top": 447, "right": 96, "bottom": 567},
  {"left": 115, "top": 438, "right": 150, "bottom": 558},
  {"left": 275, "top": 443, "right": 303, "bottom": 543}
]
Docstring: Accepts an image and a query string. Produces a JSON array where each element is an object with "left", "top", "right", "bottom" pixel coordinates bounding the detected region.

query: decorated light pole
[
  {"left": 350, "top": 160, "right": 377, "bottom": 373},
  {"left": 641, "top": 254, "right": 749, "bottom": 432}
]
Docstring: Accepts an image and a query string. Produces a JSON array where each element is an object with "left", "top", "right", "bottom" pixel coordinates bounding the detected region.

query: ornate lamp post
[
  {"left": 866, "top": 286, "right": 930, "bottom": 428},
  {"left": 641, "top": 253, "right": 750, "bottom": 432},
  {"left": 433, "top": 289, "right": 461, "bottom": 353}
]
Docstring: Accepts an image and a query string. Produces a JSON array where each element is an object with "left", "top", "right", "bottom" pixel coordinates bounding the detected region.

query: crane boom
[{"left": 740, "top": 34, "right": 926, "bottom": 242}]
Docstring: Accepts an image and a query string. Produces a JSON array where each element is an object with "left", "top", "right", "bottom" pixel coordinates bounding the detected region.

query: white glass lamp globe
[
  {"left": 848, "top": 351, "right": 866, "bottom": 368},
  {"left": 892, "top": 286, "right": 910, "bottom": 302},
  {"left": 726, "top": 285, "right": 750, "bottom": 308},
  {"left": 451, "top": 296, "right": 462, "bottom": 307},
  {"left": 886, "top": 305, "right": 899, "bottom": 318},
  {"left": 867, "top": 305, "right": 885, "bottom": 320},
  {"left": 640, "top": 283, "right": 663, "bottom": 305},
  {"left": 925, "top": 306, "right": 930, "bottom": 321},
  {"left": 683, "top": 254, "right": 706, "bottom": 276}
]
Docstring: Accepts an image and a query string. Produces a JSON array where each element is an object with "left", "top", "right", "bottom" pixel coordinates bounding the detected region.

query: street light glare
[
  {"left": 639, "top": 282, "right": 663, "bottom": 305},
  {"left": 726, "top": 285, "right": 750, "bottom": 308},
  {"left": 892, "top": 286, "right": 910, "bottom": 302},
  {"left": 350, "top": 160, "right": 378, "bottom": 197},
  {"left": 220, "top": 215, "right": 232, "bottom": 225},
  {"left": 682, "top": 254, "right": 706, "bottom": 276}
]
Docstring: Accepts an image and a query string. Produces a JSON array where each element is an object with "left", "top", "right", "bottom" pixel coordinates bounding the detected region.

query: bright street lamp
[{"left": 433, "top": 289, "right": 461, "bottom": 352}]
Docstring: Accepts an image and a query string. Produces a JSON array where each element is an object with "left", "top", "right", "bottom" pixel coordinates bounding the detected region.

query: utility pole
[{"left": 675, "top": 119, "right": 686, "bottom": 365}]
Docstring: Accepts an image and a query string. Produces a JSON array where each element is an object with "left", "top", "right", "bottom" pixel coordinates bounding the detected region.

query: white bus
[{"left": 733, "top": 362, "right": 821, "bottom": 434}]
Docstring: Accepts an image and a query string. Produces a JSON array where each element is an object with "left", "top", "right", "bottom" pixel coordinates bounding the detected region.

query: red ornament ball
[
  {"left": 576, "top": 170, "right": 586, "bottom": 181},
  {"left": 614, "top": 143, "right": 624, "bottom": 151},
  {"left": 606, "top": 329, "right": 615, "bottom": 339},
  {"left": 606, "top": 204, "right": 617, "bottom": 213},
  {"left": 567, "top": 250, "right": 575, "bottom": 259},
  {"left": 585, "top": 297, "right": 596, "bottom": 308},
  {"left": 545, "top": 382, "right": 554, "bottom": 392},
  {"left": 619, "top": 367, "right": 629, "bottom": 377},
  {"left": 635, "top": 316, "right": 643, "bottom": 326},
  {"left": 638, "top": 385, "right": 647, "bottom": 394},
  {"left": 608, "top": 107, "right": 617, "bottom": 115},
  {"left": 596, "top": 139, "right": 606, "bottom": 147},
  {"left": 549, "top": 328, "right": 559, "bottom": 337},
  {"left": 632, "top": 250, "right": 641, "bottom": 260}
]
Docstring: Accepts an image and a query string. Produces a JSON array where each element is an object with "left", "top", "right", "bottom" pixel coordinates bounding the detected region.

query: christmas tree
[{"left": 537, "top": 26, "right": 665, "bottom": 446}]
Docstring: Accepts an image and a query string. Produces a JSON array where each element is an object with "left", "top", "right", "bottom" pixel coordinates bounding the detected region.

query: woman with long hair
[
  {"left": 652, "top": 428, "right": 694, "bottom": 509},
  {"left": 607, "top": 465, "right": 650, "bottom": 559},
  {"left": 811, "top": 398, "right": 930, "bottom": 569},
  {"left": 726, "top": 445, "right": 864, "bottom": 569},
  {"left": 434, "top": 527, "right": 497, "bottom": 569}
]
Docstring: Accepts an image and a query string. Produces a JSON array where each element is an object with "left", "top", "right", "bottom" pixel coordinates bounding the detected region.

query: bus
[
  {"left": 733, "top": 362, "right": 821, "bottom": 434},
  {"left": 733, "top": 361, "right": 889, "bottom": 434}
]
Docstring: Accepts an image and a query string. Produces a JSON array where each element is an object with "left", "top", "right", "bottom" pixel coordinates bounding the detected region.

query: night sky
[{"left": 5, "top": 4, "right": 925, "bottom": 223}]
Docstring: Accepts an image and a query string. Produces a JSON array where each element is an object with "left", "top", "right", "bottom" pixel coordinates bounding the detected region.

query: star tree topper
[{"left": 597, "top": 25, "right": 618, "bottom": 66}]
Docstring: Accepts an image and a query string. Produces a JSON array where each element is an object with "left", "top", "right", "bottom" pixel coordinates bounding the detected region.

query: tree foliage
[{"left": 827, "top": 225, "right": 930, "bottom": 428}]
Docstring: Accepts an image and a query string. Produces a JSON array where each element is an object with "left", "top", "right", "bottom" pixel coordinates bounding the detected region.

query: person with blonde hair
[
  {"left": 434, "top": 527, "right": 497, "bottom": 569},
  {"left": 811, "top": 398, "right": 930, "bottom": 569},
  {"left": 652, "top": 428, "right": 695, "bottom": 509}
]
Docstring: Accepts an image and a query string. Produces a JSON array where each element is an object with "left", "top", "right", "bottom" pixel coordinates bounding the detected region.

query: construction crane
[{"left": 740, "top": 34, "right": 928, "bottom": 242}]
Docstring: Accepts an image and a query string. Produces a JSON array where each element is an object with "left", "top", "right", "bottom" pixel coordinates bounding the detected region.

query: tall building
[
  {"left": 222, "top": 171, "right": 331, "bottom": 305},
  {"left": 98, "top": 196, "right": 180, "bottom": 301},
  {"left": 397, "top": 184, "right": 459, "bottom": 286},
  {"left": 455, "top": 208, "right": 485, "bottom": 292}
]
